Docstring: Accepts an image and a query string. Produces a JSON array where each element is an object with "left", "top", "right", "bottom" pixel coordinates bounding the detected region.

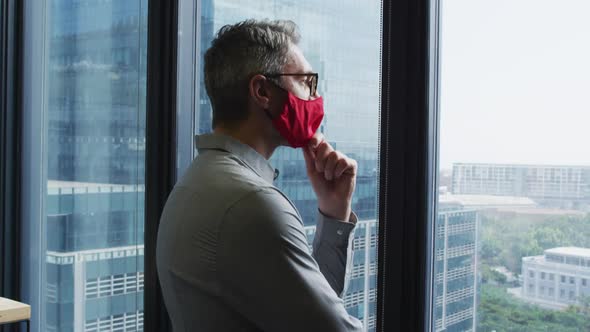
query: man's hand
[{"left": 303, "top": 133, "right": 357, "bottom": 222}]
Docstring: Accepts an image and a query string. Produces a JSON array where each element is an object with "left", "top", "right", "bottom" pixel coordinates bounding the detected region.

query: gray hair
[{"left": 204, "top": 19, "right": 301, "bottom": 128}]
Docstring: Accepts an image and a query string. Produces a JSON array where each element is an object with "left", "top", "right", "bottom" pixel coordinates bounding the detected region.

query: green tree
[
  {"left": 478, "top": 284, "right": 590, "bottom": 331},
  {"left": 533, "top": 226, "right": 567, "bottom": 249}
]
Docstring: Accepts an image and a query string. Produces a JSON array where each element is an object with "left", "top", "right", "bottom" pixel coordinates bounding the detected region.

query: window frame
[
  {"left": 20, "top": 0, "right": 49, "bottom": 330},
  {"left": 144, "top": 0, "right": 178, "bottom": 331},
  {"left": 377, "top": 0, "right": 439, "bottom": 331},
  {"left": 1, "top": 0, "right": 23, "bottom": 303}
]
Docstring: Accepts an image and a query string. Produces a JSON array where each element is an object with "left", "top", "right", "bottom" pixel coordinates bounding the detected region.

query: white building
[
  {"left": 451, "top": 163, "right": 590, "bottom": 210},
  {"left": 439, "top": 193, "right": 536, "bottom": 211},
  {"left": 521, "top": 247, "right": 590, "bottom": 310}
]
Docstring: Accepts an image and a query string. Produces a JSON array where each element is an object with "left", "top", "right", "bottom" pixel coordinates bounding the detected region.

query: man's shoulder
[
  {"left": 229, "top": 186, "right": 295, "bottom": 213},
  {"left": 173, "top": 151, "right": 296, "bottom": 217},
  {"left": 180, "top": 150, "right": 272, "bottom": 193}
]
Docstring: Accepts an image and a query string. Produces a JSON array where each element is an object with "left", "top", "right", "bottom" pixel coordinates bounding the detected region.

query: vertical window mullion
[
  {"left": 21, "top": 1, "right": 50, "bottom": 330},
  {"left": 1, "top": 0, "right": 23, "bottom": 303},
  {"left": 144, "top": 0, "right": 178, "bottom": 331},
  {"left": 377, "top": 0, "right": 434, "bottom": 331}
]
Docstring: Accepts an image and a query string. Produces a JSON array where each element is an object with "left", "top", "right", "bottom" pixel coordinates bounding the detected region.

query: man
[{"left": 156, "top": 19, "right": 364, "bottom": 332}]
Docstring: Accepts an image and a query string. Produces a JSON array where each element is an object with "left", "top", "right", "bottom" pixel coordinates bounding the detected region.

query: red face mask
[{"left": 269, "top": 91, "right": 324, "bottom": 148}]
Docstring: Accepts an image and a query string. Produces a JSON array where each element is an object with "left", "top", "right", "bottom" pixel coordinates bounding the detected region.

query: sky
[{"left": 438, "top": 0, "right": 590, "bottom": 169}]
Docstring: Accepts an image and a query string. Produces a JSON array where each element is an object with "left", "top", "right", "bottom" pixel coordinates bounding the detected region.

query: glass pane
[
  {"left": 433, "top": 1, "right": 590, "bottom": 331},
  {"left": 24, "top": 1, "right": 147, "bottom": 331},
  {"left": 192, "top": 1, "right": 381, "bottom": 330}
]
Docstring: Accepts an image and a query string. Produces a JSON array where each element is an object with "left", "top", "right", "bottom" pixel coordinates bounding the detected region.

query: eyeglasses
[{"left": 263, "top": 73, "right": 319, "bottom": 98}]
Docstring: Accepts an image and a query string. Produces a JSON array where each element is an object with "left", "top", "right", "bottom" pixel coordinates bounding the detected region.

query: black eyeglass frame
[{"left": 263, "top": 73, "right": 319, "bottom": 99}]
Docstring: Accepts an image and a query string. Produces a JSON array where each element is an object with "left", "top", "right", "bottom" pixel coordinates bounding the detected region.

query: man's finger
[
  {"left": 302, "top": 145, "right": 316, "bottom": 174},
  {"left": 308, "top": 133, "right": 325, "bottom": 151},
  {"left": 314, "top": 141, "right": 333, "bottom": 172},
  {"left": 324, "top": 151, "right": 340, "bottom": 181},
  {"left": 334, "top": 158, "right": 349, "bottom": 178},
  {"left": 335, "top": 157, "right": 356, "bottom": 178}
]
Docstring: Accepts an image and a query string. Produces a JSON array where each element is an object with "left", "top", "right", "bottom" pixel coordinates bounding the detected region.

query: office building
[
  {"left": 433, "top": 210, "right": 478, "bottom": 332},
  {"left": 521, "top": 247, "right": 590, "bottom": 310},
  {"left": 45, "top": 0, "right": 148, "bottom": 330},
  {"left": 452, "top": 163, "right": 590, "bottom": 210},
  {"left": 46, "top": 181, "right": 145, "bottom": 331}
]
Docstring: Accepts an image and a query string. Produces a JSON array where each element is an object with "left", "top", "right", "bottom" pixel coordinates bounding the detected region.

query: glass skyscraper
[
  {"left": 45, "top": 0, "right": 147, "bottom": 331},
  {"left": 46, "top": 182, "right": 145, "bottom": 332},
  {"left": 433, "top": 210, "right": 478, "bottom": 332}
]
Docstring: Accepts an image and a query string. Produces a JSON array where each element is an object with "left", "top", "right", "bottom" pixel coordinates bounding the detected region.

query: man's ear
[{"left": 249, "top": 74, "right": 272, "bottom": 110}]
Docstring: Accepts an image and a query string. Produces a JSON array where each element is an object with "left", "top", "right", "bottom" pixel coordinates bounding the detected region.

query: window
[
  {"left": 350, "top": 263, "right": 366, "bottom": 279},
  {"left": 583, "top": 279, "right": 587, "bottom": 287},
  {"left": 179, "top": 1, "right": 382, "bottom": 330},
  {"left": 434, "top": 1, "right": 590, "bottom": 331},
  {"left": 22, "top": 1, "right": 147, "bottom": 330},
  {"left": 566, "top": 257, "right": 580, "bottom": 266}
]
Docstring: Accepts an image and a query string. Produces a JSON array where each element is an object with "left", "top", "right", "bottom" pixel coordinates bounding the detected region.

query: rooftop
[
  {"left": 453, "top": 162, "right": 590, "bottom": 169},
  {"left": 439, "top": 194, "right": 536, "bottom": 208},
  {"left": 545, "top": 247, "right": 590, "bottom": 259}
]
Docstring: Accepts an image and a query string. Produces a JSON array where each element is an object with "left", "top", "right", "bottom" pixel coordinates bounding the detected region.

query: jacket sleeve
[
  {"left": 312, "top": 210, "right": 357, "bottom": 297},
  {"left": 217, "top": 188, "right": 363, "bottom": 332}
]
